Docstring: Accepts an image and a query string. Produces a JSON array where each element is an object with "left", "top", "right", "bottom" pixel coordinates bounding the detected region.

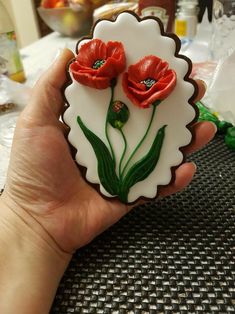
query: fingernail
[
  {"left": 191, "top": 162, "right": 197, "bottom": 172},
  {"left": 210, "top": 122, "right": 218, "bottom": 134},
  {"left": 53, "top": 48, "right": 64, "bottom": 63},
  {"left": 53, "top": 48, "right": 73, "bottom": 64}
]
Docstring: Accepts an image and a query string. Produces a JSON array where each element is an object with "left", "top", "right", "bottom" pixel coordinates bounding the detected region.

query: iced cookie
[{"left": 63, "top": 11, "right": 197, "bottom": 204}]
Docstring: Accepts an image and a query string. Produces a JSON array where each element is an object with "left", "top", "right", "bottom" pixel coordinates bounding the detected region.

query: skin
[{"left": 0, "top": 49, "right": 216, "bottom": 313}]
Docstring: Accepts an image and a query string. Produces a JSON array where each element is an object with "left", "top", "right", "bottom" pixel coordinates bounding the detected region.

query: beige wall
[
  {"left": 2, "top": 0, "right": 40, "bottom": 47},
  {"left": 1, "top": 0, "right": 13, "bottom": 21}
]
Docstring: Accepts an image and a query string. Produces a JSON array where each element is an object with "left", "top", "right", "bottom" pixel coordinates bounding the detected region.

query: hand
[
  {"left": 0, "top": 49, "right": 216, "bottom": 254},
  {"left": 0, "top": 49, "right": 216, "bottom": 313}
]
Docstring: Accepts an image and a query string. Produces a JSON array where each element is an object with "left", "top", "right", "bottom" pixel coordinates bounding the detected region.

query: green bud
[{"left": 108, "top": 101, "right": 129, "bottom": 130}]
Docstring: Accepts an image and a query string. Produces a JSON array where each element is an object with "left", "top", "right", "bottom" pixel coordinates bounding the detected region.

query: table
[{"left": 51, "top": 136, "right": 235, "bottom": 313}]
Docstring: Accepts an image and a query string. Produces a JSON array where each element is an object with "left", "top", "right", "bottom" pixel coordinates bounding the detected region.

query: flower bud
[{"left": 108, "top": 101, "right": 129, "bottom": 129}]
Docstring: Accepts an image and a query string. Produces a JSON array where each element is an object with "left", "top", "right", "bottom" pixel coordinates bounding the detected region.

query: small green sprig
[{"left": 196, "top": 101, "right": 235, "bottom": 151}]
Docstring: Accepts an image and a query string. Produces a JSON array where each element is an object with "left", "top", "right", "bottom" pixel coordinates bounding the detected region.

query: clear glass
[
  {"left": 0, "top": 111, "right": 18, "bottom": 147},
  {"left": 0, "top": 110, "right": 19, "bottom": 190},
  {"left": 211, "top": 0, "right": 235, "bottom": 60}
]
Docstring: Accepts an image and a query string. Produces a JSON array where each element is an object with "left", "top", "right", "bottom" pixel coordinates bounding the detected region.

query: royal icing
[{"left": 63, "top": 12, "right": 196, "bottom": 204}]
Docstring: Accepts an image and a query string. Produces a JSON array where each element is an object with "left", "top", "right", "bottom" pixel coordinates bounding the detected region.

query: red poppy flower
[
  {"left": 70, "top": 39, "right": 126, "bottom": 89},
  {"left": 122, "top": 55, "right": 177, "bottom": 108}
]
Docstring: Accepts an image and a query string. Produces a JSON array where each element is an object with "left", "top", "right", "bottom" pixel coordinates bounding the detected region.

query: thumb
[{"left": 23, "top": 48, "right": 74, "bottom": 123}]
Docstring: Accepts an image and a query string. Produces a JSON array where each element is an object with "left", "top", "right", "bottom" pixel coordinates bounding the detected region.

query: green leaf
[
  {"left": 77, "top": 116, "right": 119, "bottom": 195},
  {"left": 119, "top": 125, "right": 166, "bottom": 203}
]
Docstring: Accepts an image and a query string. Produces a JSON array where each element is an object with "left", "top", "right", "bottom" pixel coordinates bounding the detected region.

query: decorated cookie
[{"left": 63, "top": 11, "right": 197, "bottom": 204}]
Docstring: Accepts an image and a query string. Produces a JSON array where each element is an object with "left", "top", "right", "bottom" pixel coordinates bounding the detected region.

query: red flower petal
[
  {"left": 122, "top": 55, "right": 177, "bottom": 108},
  {"left": 129, "top": 71, "right": 176, "bottom": 101},
  {"left": 128, "top": 56, "right": 163, "bottom": 82},
  {"left": 128, "top": 78, "right": 146, "bottom": 91},
  {"left": 76, "top": 39, "right": 107, "bottom": 68},
  {"left": 106, "top": 41, "right": 125, "bottom": 63},
  {"left": 98, "top": 42, "right": 126, "bottom": 77},
  {"left": 72, "top": 71, "right": 110, "bottom": 89},
  {"left": 70, "top": 39, "right": 126, "bottom": 89},
  {"left": 70, "top": 62, "right": 97, "bottom": 76},
  {"left": 128, "top": 70, "right": 176, "bottom": 99}
]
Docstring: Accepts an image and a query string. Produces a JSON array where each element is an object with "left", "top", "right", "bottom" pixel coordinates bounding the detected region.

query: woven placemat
[{"left": 51, "top": 136, "right": 235, "bottom": 313}]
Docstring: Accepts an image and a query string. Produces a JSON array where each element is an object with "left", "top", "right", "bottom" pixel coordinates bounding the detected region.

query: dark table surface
[{"left": 51, "top": 135, "right": 235, "bottom": 313}]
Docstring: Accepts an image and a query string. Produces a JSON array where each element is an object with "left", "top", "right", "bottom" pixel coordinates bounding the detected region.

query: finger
[
  {"left": 39, "top": 48, "right": 74, "bottom": 91},
  {"left": 194, "top": 79, "right": 207, "bottom": 102},
  {"left": 159, "top": 162, "right": 197, "bottom": 198},
  {"left": 184, "top": 121, "right": 217, "bottom": 155},
  {"left": 26, "top": 49, "right": 74, "bottom": 122},
  {"left": 58, "top": 120, "right": 70, "bottom": 136}
]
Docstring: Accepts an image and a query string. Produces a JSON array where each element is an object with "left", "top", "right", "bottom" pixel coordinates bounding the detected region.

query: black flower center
[
  {"left": 141, "top": 78, "right": 157, "bottom": 90},
  {"left": 92, "top": 59, "right": 105, "bottom": 69}
]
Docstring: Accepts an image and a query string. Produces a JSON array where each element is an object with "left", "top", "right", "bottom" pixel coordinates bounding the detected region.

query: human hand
[{"left": 0, "top": 49, "right": 216, "bottom": 254}]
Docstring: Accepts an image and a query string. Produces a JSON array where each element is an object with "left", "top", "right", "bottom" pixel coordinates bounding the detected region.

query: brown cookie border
[{"left": 62, "top": 10, "right": 199, "bottom": 206}]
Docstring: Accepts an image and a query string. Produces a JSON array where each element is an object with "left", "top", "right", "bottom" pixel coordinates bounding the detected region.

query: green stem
[
  {"left": 105, "top": 81, "right": 116, "bottom": 165},
  {"left": 121, "top": 103, "right": 157, "bottom": 177},
  {"left": 118, "top": 129, "right": 127, "bottom": 180}
]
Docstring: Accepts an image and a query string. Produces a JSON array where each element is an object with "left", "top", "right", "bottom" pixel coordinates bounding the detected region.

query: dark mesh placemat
[{"left": 51, "top": 136, "right": 235, "bottom": 313}]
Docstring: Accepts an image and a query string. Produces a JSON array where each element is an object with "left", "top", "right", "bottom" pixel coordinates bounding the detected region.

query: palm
[{"left": 7, "top": 120, "right": 127, "bottom": 252}]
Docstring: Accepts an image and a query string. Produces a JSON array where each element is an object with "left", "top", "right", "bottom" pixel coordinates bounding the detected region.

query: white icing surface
[{"left": 64, "top": 12, "right": 196, "bottom": 203}]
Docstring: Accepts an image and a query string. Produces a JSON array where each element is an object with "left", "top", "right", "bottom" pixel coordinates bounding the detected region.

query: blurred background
[{"left": 0, "top": 0, "right": 215, "bottom": 48}]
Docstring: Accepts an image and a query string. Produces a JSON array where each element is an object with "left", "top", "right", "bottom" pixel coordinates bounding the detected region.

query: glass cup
[
  {"left": 211, "top": 0, "right": 235, "bottom": 60},
  {"left": 0, "top": 110, "right": 19, "bottom": 190}
]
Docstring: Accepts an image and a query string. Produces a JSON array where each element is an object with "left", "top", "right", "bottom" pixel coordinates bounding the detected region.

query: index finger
[{"left": 194, "top": 79, "right": 207, "bottom": 103}]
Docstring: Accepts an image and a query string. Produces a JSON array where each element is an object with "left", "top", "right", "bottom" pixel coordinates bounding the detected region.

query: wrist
[{"left": 0, "top": 194, "right": 72, "bottom": 313}]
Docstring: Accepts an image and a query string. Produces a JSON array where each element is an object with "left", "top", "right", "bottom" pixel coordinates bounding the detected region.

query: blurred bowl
[{"left": 37, "top": 7, "right": 93, "bottom": 37}]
